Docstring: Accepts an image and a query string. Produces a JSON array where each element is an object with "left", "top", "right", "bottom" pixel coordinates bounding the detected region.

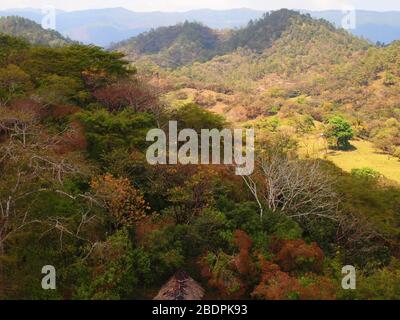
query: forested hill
[
  {"left": 110, "top": 21, "right": 225, "bottom": 68},
  {"left": 111, "top": 9, "right": 368, "bottom": 69},
  {"left": 176, "top": 11, "right": 370, "bottom": 90},
  {"left": 0, "top": 16, "right": 73, "bottom": 47},
  {"left": 224, "top": 9, "right": 300, "bottom": 52}
]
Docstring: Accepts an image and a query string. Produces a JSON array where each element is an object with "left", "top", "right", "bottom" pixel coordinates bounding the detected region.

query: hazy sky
[{"left": 1, "top": 0, "right": 400, "bottom": 12}]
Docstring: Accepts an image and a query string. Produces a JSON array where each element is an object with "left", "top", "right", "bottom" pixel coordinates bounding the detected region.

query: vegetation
[
  {"left": 1, "top": 9, "right": 400, "bottom": 301},
  {"left": 112, "top": 10, "right": 339, "bottom": 69},
  {"left": 324, "top": 116, "right": 354, "bottom": 149},
  {"left": 0, "top": 16, "right": 73, "bottom": 47},
  {"left": 111, "top": 21, "right": 225, "bottom": 68}
]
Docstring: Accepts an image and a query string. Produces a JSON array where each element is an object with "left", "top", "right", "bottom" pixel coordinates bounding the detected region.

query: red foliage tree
[
  {"left": 271, "top": 239, "right": 324, "bottom": 273},
  {"left": 93, "top": 79, "right": 159, "bottom": 113},
  {"left": 252, "top": 257, "right": 303, "bottom": 300},
  {"left": 233, "top": 230, "right": 255, "bottom": 275},
  {"left": 251, "top": 255, "right": 336, "bottom": 300},
  {"left": 198, "top": 230, "right": 256, "bottom": 299}
]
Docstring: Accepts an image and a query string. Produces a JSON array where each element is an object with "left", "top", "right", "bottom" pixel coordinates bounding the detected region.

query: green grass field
[{"left": 299, "top": 136, "right": 400, "bottom": 184}]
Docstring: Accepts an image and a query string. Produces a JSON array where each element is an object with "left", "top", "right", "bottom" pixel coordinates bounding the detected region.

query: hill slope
[
  {"left": 112, "top": 10, "right": 323, "bottom": 68},
  {"left": 173, "top": 10, "right": 369, "bottom": 89},
  {"left": 112, "top": 21, "right": 226, "bottom": 68},
  {"left": 0, "top": 16, "right": 73, "bottom": 47}
]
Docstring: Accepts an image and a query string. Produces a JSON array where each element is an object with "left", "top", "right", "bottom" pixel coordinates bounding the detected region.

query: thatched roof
[{"left": 154, "top": 270, "right": 205, "bottom": 300}]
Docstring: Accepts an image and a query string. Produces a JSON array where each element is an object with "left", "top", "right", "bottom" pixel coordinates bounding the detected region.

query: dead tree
[
  {"left": 0, "top": 112, "right": 99, "bottom": 297},
  {"left": 243, "top": 155, "right": 339, "bottom": 221}
]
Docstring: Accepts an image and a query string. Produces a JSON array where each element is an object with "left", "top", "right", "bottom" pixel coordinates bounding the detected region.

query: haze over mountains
[{"left": 0, "top": 7, "right": 400, "bottom": 46}]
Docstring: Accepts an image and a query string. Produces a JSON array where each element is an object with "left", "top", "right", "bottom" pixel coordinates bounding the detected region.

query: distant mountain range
[{"left": 0, "top": 7, "right": 399, "bottom": 47}]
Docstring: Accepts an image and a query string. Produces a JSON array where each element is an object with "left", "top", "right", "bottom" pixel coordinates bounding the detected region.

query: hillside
[
  {"left": 151, "top": 11, "right": 400, "bottom": 179},
  {"left": 225, "top": 9, "right": 300, "bottom": 52},
  {"left": 0, "top": 16, "right": 73, "bottom": 47},
  {"left": 173, "top": 10, "right": 369, "bottom": 90},
  {"left": 112, "top": 10, "right": 348, "bottom": 68},
  {"left": 112, "top": 21, "right": 227, "bottom": 68},
  {"left": 119, "top": 8, "right": 398, "bottom": 145}
]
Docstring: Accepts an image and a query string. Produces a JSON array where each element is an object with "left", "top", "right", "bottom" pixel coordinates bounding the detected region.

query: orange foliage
[
  {"left": 251, "top": 255, "right": 336, "bottom": 300},
  {"left": 198, "top": 251, "right": 246, "bottom": 299},
  {"left": 199, "top": 232, "right": 334, "bottom": 300},
  {"left": 198, "top": 230, "right": 255, "bottom": 299},
  {"left": 272, "top": 239, "right": 324, "bottom": 273},
  {"left": 233, "top": 230, "right": 255, "bottom": 275},
  {"left": 252, "top": 258, "right": 303, "bottom": 300},
  {"left": 91, "top": 174, "right": 151, "bottom": 228}
]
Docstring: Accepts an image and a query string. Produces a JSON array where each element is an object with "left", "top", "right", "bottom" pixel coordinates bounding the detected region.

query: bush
[{"left": 351, "top": 167, "right": 381, "bottom": 180}]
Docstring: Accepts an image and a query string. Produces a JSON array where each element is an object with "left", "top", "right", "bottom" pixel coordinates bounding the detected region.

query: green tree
[
  {"left": 0, "top": 64, "right": 32, "bottom": 104},
  {"left": 77, "top": 109, "right": 156, "bottom": 159},
  {"left": 0, "top": 34, "right": 29, "bottom": 67},
  {"left": 36, "top": 74, "right": 85, "bottom": 104},
  {"left": 169, "top": 103, "right": 227, "bottom": 132},
  {"left": 324, "top": 116, "right": 354, "bottom": 149}
]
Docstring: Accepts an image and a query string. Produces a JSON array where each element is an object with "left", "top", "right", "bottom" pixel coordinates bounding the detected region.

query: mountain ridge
[
  {"left": 1, "top": 8, "right": 399, "bottom": 46},
  {"left": 111, "top": 10, "right": 369, "bottom": 70}
]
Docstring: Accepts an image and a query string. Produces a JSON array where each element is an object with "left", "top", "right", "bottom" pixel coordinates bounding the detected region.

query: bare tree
[
  {"left": 243, "top": 155, "right": 339, "bottom": 221},
  {"left": 0, "top": 111, "right": 100, "bottom": 297}
]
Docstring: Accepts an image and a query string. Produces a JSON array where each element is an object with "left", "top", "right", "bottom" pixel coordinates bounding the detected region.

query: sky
[{"left": 1, "top": 0, "right": 400, "bottom": 12}]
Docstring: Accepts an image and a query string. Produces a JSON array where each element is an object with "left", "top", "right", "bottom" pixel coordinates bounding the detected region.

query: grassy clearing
[
  {"left": 299, "top": 136, "right": 400, "bottom": 184},
  {"left": 163, "top": 88, "right": 198, "bottom": 109}
]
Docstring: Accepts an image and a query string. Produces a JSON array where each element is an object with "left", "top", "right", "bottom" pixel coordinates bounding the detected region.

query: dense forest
[{"left": 0, "top": 9, "right": 400, "bottom": 300}]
